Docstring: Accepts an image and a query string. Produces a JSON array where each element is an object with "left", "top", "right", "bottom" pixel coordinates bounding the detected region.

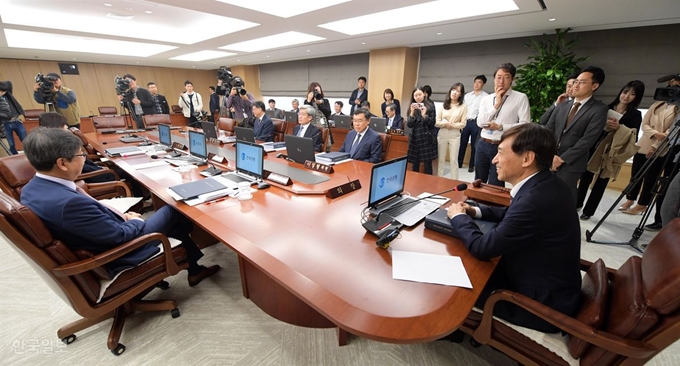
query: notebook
[
  {"left": 200, "top": 121, "right": 218, "bottom": 140},
  {"left": 234, "top": 126, "right": 255, "bottom": 143},
  {"left": 333, "top": 114, "right": 352, "bottom": 129},
  {"left": 284, "top": 134, "right": 315, "bottom": 164},
  {"left": 168, "top": 178, "right": 228, "bottom": 200},
  {"left": 221, "top": 141, "right": 264, "bottom": 185},
  {"left": 284, "top": 111, "right": 298, "bottom": 123},
  {"left": 369, "top": 117, "right": 387, "bottom": 132}
]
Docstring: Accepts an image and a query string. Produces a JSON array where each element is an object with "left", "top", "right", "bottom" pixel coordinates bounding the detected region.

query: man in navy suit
[
  {"left": 292, "top": 105, "right": 324, "bottom": 152},
  {"left": 349, "top": 76, "right": 368, "bottom": 114},
  {"left": 385, "top": 103, "right": 403, "bottom": 130},
  {"left": 209, "top": 86, "right": 220, "bottom": 122},
  {"left": 446, "top": 123, "right": 581, "bottom": 333},
  {"left": 20, "top": 127, "right": 220, "bottom": 285},
  {"left": 339, "top": 108, "right": 383, "bottom": 163},
  {"left": 251, "top": 101, "right": 274, "bottom": 142}
]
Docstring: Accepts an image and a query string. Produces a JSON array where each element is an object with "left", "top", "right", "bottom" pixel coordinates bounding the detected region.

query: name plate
[
  {"left": 267, "top": 172, "right": 292, "bottom": 186},
  {"left": 304, "top": 160, "right": 334, "bottom": 174},
  {"left": 208, "top": 153, "right": 227, "bottom": 164},
  {"left": 387, "top": 129, "right": 404, "bottom": 135},
  {"left": 171, "top": 142, "right": 187, "bottom": 150},
  {"left": 326, "top": 179, "right": 361, "bottom": 199},
  {"left": 208, "top": 137, "right": 221, "bottom": 145}
]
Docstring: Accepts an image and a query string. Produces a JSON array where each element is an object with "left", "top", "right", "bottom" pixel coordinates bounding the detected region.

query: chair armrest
[
  {"left": 77, "top": 167, "right": 120, "bottom": 181},
  {"left": 52, "top": 233, "right": 181, "bottom": 277},
  {"left": 86, "top": 181, "right": 131, "bottom": 198},
  {"left": 474, "top": 289, "right": 656, "bottom": 359},
  {"left": 580, "top": 258, "right": 617, "bottom": 281}
]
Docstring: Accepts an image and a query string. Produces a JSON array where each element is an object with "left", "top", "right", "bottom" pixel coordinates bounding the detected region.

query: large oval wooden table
[{"left": 85, "top": 129, "right": 500, "bottom": 346}]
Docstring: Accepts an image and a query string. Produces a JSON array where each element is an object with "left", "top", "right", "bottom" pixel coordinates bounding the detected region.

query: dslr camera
[
  {"left": 114, "top": 75, "right": 131, "bottom": 96},
  {"left": 313, "top": 90, "right": 324, "bottom": 101},
  {"left": 35, "top": 73, "right": 57, "bottom": 100}
]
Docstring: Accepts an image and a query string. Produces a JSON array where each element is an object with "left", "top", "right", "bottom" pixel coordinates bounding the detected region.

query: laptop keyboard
[{"left": 382, "top": 197, "right": 418, "bottom": 218}]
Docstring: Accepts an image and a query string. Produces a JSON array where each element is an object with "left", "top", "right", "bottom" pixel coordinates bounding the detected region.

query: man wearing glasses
[{"left": 545, "top": 66, "right": 608, "bottom": 202}]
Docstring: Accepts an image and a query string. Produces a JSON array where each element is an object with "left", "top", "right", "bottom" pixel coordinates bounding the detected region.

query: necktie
[
  {"left": 298, "top": 125, "right": 305, "bottom": 137},
  {"left": 565, "top": 102, "right": 581, "bottom": 128},
  {"left": 75, "top": 186, "right": 126, "bottom": 221},
  {"left": 388, "top": 117, "right": 393, "bottom": 128},
  {"left": 349, "top": 133, "right": 362, "bottom": 157},
  {"left": 188, "top": 94, "right": 194, "bottom": 116}
]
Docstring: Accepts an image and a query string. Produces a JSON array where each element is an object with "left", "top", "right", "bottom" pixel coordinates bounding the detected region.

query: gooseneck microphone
[{"left": 375, "top": 183, "right": 468, "bottom": 223}]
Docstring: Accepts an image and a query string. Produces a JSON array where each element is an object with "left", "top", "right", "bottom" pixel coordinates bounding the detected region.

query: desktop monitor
[
  {"left": 188, "top": 130, "right": 208, "bottom": 160},
  {"left": 158, "top": 124, "right": 172, "bottom": 147},
  {"left": 235, "top": 141, "right": 264, "bottom": 179},
  {"left": 368, "top": 156, "right": 408, "bottom": 208}
]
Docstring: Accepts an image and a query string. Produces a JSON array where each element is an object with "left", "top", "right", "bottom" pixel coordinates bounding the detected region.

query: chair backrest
[
  {"left": 272, "top": 119, "right": 287, "bottom": 142},
  {"left": 0, "top": 155, "right": 37, "bottom": 200},
  {"left": 321, "top": 128, "right": 329, "bottom": 152},
  {"left": 218, "top": 117, "right": 236, "bottom": 136},
  {"left": 171, "top": 105, "right": 182, "bottom": 114},
  {"left": 23, "top": 109, "right": 43, "bottom": 122},
  {"left": 578, "top": 218, "right": 680, "bottom": 366},
  {"left": 98, "top": 106, "right": 118, "bottom": 116},
  {"left": 143, "top": 114, "right": 171, "bottom": 127},
  {"left": 378, "top": 133, "right": 392, "bottom": 162},
  {"left": 92, "top": 116, "right": 126, "bottom": 131},
  {"left": 0, "top": 191, "right": 101, "bottom": 313},
  {"left": 69, "top": 127, "right": 98, "bottom": 156}
]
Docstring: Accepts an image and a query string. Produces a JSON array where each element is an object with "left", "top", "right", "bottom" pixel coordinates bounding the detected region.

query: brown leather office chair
[
  {"left": 378, "top": 133, "right": 392, "bottom": 162},
  {"left": 461, "top": 218, "right": 680, "bottom": 366},
  {"left": 142, "top": 114, "right": 171, "bottom": 127},
  {"left": 23, "top": 109, "right": 43, "bottom": 122},
  {"left": 272, "top": 119, "right": 287, "bottom": 142},
  {"left": 171, "top": 105, "right": 182, "bottom": 114},
  {"left": 92, "top": 116, "right": 126, "bottom": 131},
  {"left": 70, "top": 127, "right": 104, "bottom": 162},
  {"left": 0, "top": 191, "right": 188, "bottom": 355},
  {"left": 98, "top": 106, "right": 118, "bottom": 116},
  {"left": 218, "top": 117, "right": 236, "bottom": 136},
  {"left": 321, "top": 128, "right": 329, "bottom": 152}
]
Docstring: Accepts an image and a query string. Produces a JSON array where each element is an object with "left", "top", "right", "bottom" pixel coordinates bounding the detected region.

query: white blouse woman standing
[{"left": 436, "top": 83, "right": 468, "bottom": 179}]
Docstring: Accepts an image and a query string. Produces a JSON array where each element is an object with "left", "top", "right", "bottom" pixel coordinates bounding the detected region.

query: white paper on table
[
  {"left": 99, "top": 197, "right": 143, "bottom": 214},
  {"left": 132, "top": 161, "right": 168, "bottom": 170},
  {"left": 607, "top": 109, "right": 623, "bottom": 121},
  {"left": 392, "top": 250, "right": 472, "bottom": 288},
  {"left": 417, "top": 192, "right": 450, "bottom": 205}
]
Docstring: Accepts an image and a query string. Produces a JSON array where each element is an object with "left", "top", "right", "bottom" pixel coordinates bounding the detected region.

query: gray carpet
[{"left": 1, "top": 168, "right": 678, "bottom": 365}]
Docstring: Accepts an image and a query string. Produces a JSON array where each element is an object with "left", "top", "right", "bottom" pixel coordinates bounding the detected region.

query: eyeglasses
[
  {"left": 571, "top": 80, "right": 591, "bottom": 86},
  {"left": 73, "top": 153, "right": 88, "bottom": 159}
]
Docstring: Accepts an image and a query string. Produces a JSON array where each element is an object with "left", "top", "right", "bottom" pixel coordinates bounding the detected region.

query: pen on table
[{"left": 205, "top": 197, "right": 229, "bottom": 205}]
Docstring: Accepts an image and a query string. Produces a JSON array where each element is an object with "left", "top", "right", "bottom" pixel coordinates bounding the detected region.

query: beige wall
[
  {"left": 367, "top": 47, "right": 420, "bottom": 116},
  {"left": 0, "top": 59, "right": 217, "bottom": 116}
]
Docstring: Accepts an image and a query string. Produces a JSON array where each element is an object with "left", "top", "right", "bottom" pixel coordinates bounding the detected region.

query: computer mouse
[
  {"left": 257, "top": 181, "right": 270, "bottom": 189},
  {"left": 150, "top": 154, "right": 158, "bottom": 159}
]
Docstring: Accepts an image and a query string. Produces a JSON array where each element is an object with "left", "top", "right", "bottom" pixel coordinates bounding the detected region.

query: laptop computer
[
  {"left": 367, "top": 156, "right": 440, "bottom": 227},
  {"left": 333, "top": 114, "right": 352, "bottom": 129},
  {"left": 221, "top": 141, "right": 265, "bottom": 185},
  {"left": 165, "top": 130, "right": 207, "bottom": 165},
  {"left": 200, "top": 121, "right": 218, "bottom": 140},
  {"left": 284, "top": 111, "right": 298, "bottom": 123},
  {"left": 234, "top": 126, "right": 255, "bottom": 143},
  {"left": 369, "top": 117, "right": 387, "bottom": 133},
  {"left": 284, "top": 135, "right": 315, "bottom": 164},
  {"left": 158, "top": 123, "right": 172, "bottom": 148},
  {"left": 264, "top": 110, "right": 276, "bottom": 118}
]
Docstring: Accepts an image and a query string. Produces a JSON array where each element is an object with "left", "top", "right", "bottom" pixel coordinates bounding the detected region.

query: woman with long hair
[
  {"left": 304, "top": 82, "right": 332, "bottom": 150},
  {"left": 435, "top": 83, "right": 468, "bottom": 179},
  {"left": 406, "top": 86, "right": 437, "bottom": 174},
  {"left": 380, "top": 88, "right": 401, "bottom": 118},
  {"left": 576, "top": 80, "right": 645, "bottom": 220}
]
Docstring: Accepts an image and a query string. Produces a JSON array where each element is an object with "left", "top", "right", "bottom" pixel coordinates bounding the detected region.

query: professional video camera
[
  {"left": 216, "top": 66, "right": 247, "bottom": 96},
  {"left": 114, "top": 75, "right": 131, "bottom": 96},
  {"left": 194, "top": 110, "right": 208, "bottom": 122},
  {"left": 35, "top": 73, "right": 56, "bottom": 102},
  {"left": 654, "top": 74, "right": 680, "bottom": 106}
]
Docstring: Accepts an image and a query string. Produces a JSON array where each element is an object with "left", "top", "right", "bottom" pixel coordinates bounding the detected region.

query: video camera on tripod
[
  {"left": 35, "top": 73, "right": 57, "bottom": 102},
  {"left": 217, "top": 66, "right": 247, "bottom": 96},
  {"left": 114, "top": 75, "right": 131, "bottom": 97}
]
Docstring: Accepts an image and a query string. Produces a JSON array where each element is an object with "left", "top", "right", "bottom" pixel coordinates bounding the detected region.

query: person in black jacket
[
  {"left": 406, "top": 86, "right": 437, "bottom": 175},
  {"left": 305, "top": 82, "right": 332, "bottom": 151},
  {"left": 349, "top": 76, "right": 368, "bottom": 114},
  {"left": 118, "top": 74, "right": 155, "bottom": 129},
  {"left": 0, "top": 80, "right": 26, "bottom": 155},
  {"left": 147, "top": 82, "right": 170, "bottom": 115}
]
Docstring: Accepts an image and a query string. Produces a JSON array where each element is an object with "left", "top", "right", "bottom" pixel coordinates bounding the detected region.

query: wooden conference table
[{"left": 84, "top": 129, "right": 501, "bottom": 345}]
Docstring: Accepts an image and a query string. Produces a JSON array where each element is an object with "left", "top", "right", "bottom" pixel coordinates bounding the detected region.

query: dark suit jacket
[
  {"left": 292, "top": 123, "right": 324, "bottom": 152},
  {"left": 349, "top": 88, "right": 368, "bottom": 114},
  {"left": 20, "top": 176, "right": 159, "bottom": 276},
  {"left": 546, "top": 97, "right": 608, "bottom": 173},
  {"left": 156, "top": 94, "right": 170, "bottom": 115},
  {"left": 209, "top": 93, "right": 220, "bottom": 115},
  {"left": 381, "top": 99, "right": 401, "bottom": 118},
  {"left": 122, "top": 87, "right": 156, "bottom": 115},
  {"left": 339, "top": 127, "right": 382, "bottom": 163},
  {"left": 386, "top": 114, "right": 404, "bottom": 130},
  {"left": 449, "top": 170, "right": 582, "bottom": 332},
  {"left": 253, "top": 114, "right": 274, "bottom": 142}
]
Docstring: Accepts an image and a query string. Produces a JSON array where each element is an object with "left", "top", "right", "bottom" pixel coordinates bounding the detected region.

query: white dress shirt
[
  {"left": 464, "top": 90, "right": 489, "bottom": 120},
  {"left": 478, "top": 89, "right": 531, "bottom": 141}
]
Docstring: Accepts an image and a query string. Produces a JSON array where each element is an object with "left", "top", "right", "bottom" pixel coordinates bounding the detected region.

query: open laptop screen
[
  {"left": 188, "top": 130, "right": 207, "bottom": 160},
  {"left": 236, "top": 141, "right": 264, "bottom": 179},
  {"left": 158, "top": 124, "right": 171, "bottom": 147},
  {"left": 368, "top": 156, "right": 408, "bottom": 208}
]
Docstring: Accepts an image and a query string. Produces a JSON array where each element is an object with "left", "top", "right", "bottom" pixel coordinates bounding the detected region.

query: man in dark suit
[
  {"left": 251, "top": 101, "right": 274, "bottom": 142},
  {"left": 349, "top": 76, "right": 368, "bottom": 114},
  {"left": 20, "top": 127, "right": 220, "bottom": 284},
  {"left": 385, "top": 103, "right": 403, "bottom": 130},
  {"left": 118, "top": 74, "right": 155, "bottom": 129},
  {"left": 292, "top": 105, "right": 324, "bottom": 152},
  {"left": 339, "top": 108, "right": 382, "bottom": 163},
  {"left": 538, "top": 71, "right": 579, "bottom": 126},
  {"left": 331, "top": 101, "right": 345, "bottom": 118},
  {"left": 267, "top": 99, "right": 285, "bottom": 119},
  {"left": 147, "top": 82, "right": 170, "bottom": 115},
  {"left": 446, "top": 123, "right": 581, "bottom": 332},
  {"left": 545, "top": 66, "right": 608, "bottom": 202},
  {"left": 209, "top": 86, "right": 220, "bottom": 122}
]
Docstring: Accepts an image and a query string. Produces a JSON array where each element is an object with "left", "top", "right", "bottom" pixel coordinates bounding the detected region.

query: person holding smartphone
[{"left": 406, "top": 86, "right": 437, "bottom": 175}]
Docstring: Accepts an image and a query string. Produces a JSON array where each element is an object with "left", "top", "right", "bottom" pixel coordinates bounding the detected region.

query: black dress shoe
[
  {"left": 188, "top": 265, "right": 221, "bottom": 287},
  {"left": 579, "top": 214, "right": 591, "bottom": 220},
  {"left": 437, "top": 330, "right": 464, "bottom": 343},
  {"left": 468, "top": 166, "right": 474, "bottom": 173},
  {"left": 644, "top": 222, "right": 663, "bottom": 231}
]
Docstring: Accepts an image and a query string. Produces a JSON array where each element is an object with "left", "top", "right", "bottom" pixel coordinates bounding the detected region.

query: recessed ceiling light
[
  {"left": 361, "top": 42, "right": 366, "bottom": 45},
  {"left": 549, "top": 18, "right": 556, "bottom": 21},
  {"left": 266, "top": 55, "right": 270, "bottom": 58},
  {"left": 145, "top": 10, "right": 153, "bottom": 14},
  {"left": 170, "top": 50, "right": 236, "bottom": 61},
  {"left": 215, "top": 0, "right": 350, "bottom": 18},
  {"left": 136, "top": 62, "right": 140, "bottom": 64},
  {"left": 306, "top": 49, "right": 310, "bottom": 52},
  {"left": 4, "top": 29, "right": 177, "bottom": 57},
  {"left": 437, "top": 32, "right": 442, "bottom": 35},
  {"left": 237, "top": 59, "right": 240, "bottom": 62},
  {"left": 192, "top": 66, "right": 195, "bottom": 68},
  {"left": 72, "top": 58, "right": 76, "bottom": 60},
  {"left": 0, "top": 2, "right": 259, "bottom": 45},
  {"left": 126, "top": 7, "right": 133, "bottom": 10},
  {"left": 104, "top": 3, "right": 112, "bottom": 6},
  {"left": 319, "top": 0, "right": 518, "bottom": 35},
  {"left": 220, "top": 31, "right": 325, "bottom": 53}
]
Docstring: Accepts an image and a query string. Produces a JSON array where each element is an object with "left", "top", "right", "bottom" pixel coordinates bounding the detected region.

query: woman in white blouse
[{"left": 436, "top": 83, "right": 468, "bottom": 179}]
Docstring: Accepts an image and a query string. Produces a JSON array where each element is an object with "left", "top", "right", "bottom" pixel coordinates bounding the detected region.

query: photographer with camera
[
  {"left": 305, "top": 82, "right": 332, "bottom": 150},
  {"left": 117, "top": 74, "right": 155, "bottom": 129},
  {"left": 0, "top": 81, "right": 26, "bottom": 155},
  {"left": 33, "top": 72, "right": 80, "bottom": 128},
  {"left": 215, "top": 67, "right": 254, "bottom": 120}
]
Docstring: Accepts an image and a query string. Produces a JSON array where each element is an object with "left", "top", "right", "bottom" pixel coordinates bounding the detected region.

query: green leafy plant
[{"left": 515, "top": 28, "right": 589, "bottom": 122}]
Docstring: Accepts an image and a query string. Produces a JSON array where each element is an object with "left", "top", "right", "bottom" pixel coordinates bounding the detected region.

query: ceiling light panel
[
  {"left": 170, "top": 50, "right": 236, "bottom": 61},
  {"left": 219, "top": 31, "right": 325, "bottom": 52},
  {"left": 0, "top": 0, "right": 259, "bottom": 44},
  {"left": 319, "top": 0, "right": 519, "bottom": 35},
  {"left": 215, "top": 0, "right": 350, "bottom": 18},
  {"left": 4, "top": 29, "right": 177, "bottom": 57}
]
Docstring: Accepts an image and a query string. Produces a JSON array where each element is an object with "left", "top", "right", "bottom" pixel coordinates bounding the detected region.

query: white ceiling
[{"left": 1, "top": 0, "right": 679, "bottom": 70}]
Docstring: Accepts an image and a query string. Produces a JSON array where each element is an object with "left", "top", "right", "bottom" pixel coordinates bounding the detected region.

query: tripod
[{"left": 586, "top": 115, "right": 680, "bottom": 253}]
